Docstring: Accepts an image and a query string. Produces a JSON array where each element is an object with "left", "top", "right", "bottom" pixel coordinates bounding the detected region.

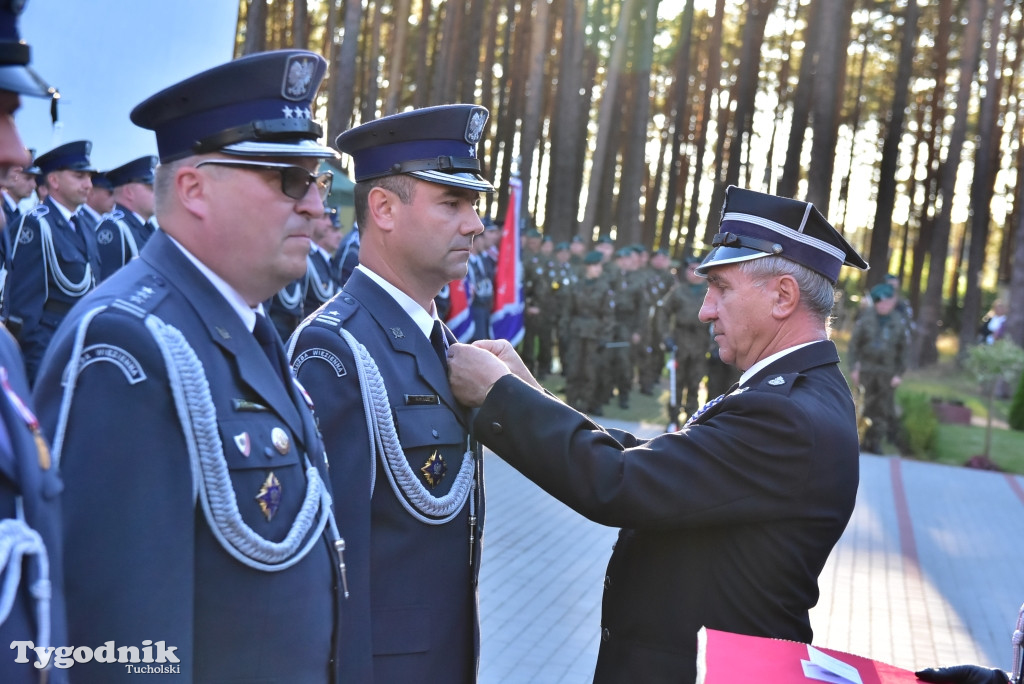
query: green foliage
[
  {"left": 1009, "top": 369, "right": 1024, "bottom": 431},
  {"left": 895, "top": 391, "right": 938, "bottom": 459},
  {"left": 964, "top": 339, "right": 1024, "bottom": 387}
]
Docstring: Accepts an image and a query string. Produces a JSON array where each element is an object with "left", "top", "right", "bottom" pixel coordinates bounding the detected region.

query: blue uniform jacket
[
  {"left": 7, "top": 198, "right": 100, "bottom": 383},
  {"left": 304, "top": 248, "right": 335, "bottom": 315},
  {"left": 473, "top": 341, "right": 859, "bottom": 684},
  {"left": 290, "top": 268, "right": 483, "bottom": 683},
  {"left": 93, "top": 204, "right": 154, "bottom": 282},
  {"left": 33, "top": 231, "right": 343, "bottom": 683},
  {"left": 0, "top": 326, "right": 67, "bottom": 683}
]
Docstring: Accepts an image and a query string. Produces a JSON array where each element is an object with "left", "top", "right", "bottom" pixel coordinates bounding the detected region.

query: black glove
[{"left": 914, "top": 665, "right": 1009, "bottom": 684}]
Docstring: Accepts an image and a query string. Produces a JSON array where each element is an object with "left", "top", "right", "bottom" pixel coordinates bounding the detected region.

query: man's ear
[
  {"left": 367, "top": 186, "right": 396, "bottom": 233},
  {"left": 176, "top": 166, "right": 207, "bottom": 219},
  {"left": 772, "top": 273, "right": 801, "bottom": 318}
]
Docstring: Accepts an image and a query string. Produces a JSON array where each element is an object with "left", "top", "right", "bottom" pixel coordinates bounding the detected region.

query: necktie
[
  {"left": 430, "top": 319, "right": 449, "bottom": 372},
  {"left": 253, "top": 313, "right": 286, "bottom": 385}
]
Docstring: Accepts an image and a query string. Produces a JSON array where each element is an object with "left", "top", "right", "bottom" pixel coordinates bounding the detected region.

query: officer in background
[
  {"left": 0, "top": 2, "right": 67, "bottom": 681},
  {"left": 7, "top": 140, "right": 102, "bottom": 383},
  {"left": 604, "top": 247, "right": 645, "bottom": 409},
  {"left": 304, "top": 204, "right": 337, "bottom": 315},
  {"left": 551, "top": 241, "right": 576, "bottom": 375},
  {"left": 564, "top": 250, "right": 614, "bottom": 415},
  {"left": 467, "top": 224, "right": 495, "bottom": 341},
  {"left": 521, "top": 227, "right": 553, "bottom": 378},
  {"left": 332, "top": 218, "right": 360, "bottom": 287},
  {"left": 638, "top": 248, "right": 674, "bottom": 395},
  {"left": 848, "top": 282, "right": 909, "bottom": 454},
  {"left": 1, "top": 154, "right": 35, "bottom": 226},
  {"left": 661, "top": 255, "right": 710, "bottom": 424},
  {"left": 74, "top": 171, "right": 112, "bottom": 233},
  {"left": 33, "top": 50, "right": 344, "bottom": 682},
  {"left": 266, "top": 273, "right": 305, "bottom": 341},
  {"left": 289, "top": 104, "right": 490, "bottom": 683},
  {"left": 92, "top": 155, "right": 157, "bottom": 281}
]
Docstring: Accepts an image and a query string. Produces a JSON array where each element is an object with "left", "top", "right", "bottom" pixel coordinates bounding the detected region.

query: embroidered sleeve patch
[
  {"left": 63, "top": 344, "right": 147, "bottom": 385},
  {"left": 291, "top": 348, "right": 347, "bottom": 377}
]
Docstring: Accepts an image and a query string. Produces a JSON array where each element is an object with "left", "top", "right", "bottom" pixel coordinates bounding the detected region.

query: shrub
[{"left": 896, "top": 391, "right": 938, "bottom": 458}]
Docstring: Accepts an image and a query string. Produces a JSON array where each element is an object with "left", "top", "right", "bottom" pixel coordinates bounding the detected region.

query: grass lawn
[{"left": 539, "top": 330, "right": 1024, "bottom": 475}]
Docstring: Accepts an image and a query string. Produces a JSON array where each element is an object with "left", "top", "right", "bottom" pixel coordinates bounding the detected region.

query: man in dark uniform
[
  {"left": 1, "top": 156, "right": 35, "bottom": 226},
  {"left": 32, "top": 50, "right": 344, "bottom": 683},
  {"left": 75, "top": 171, "right": 112, "bottom": 234},
  {"left": 448, "top": 185, "right": 868, "bottom": 683},
  {"left": 332, "top": 220, "right": 360, "bottom": 288},
  {"left": 288, "top": 104, "right": 490, "bottom": 683},
  {"left": 93, "top": 155, "right": 157, "bottom": 281},
  {"left": 467, "top": 223, "right": 495, "bottom": 342},
  {"left": 304, "top": 204, "right": 337, "bottom": 315},
  {"left": 0, "top": 3, "right": 67, "bottom": 681},
  {"left": 661, "top": 255, "right": 710, "bottom": 424},
  {"left": 7, "top": 140, "right": 102, "bottom": 383}
]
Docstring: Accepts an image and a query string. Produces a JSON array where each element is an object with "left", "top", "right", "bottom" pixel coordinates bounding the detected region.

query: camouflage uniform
[
  {"left": 550, "top": 259, "right": 577, "bottom": 376},
  {"left": 521, "top": 249, "right": 555, "bottom": 378},
  {"left": 661, "top": 279, "right": 709, "bottom": 424},
  {"left": 847, "top": 306, "right": 910, "bottom": 453},
  {"left": 603, "top": 264, "right": 646, "bottom": 408},
  {"left": 639, "top": 265, "right": 676, "bottom": 393},
  {"left": 565, "top": 273, "right": 615, "bottom": 414}
]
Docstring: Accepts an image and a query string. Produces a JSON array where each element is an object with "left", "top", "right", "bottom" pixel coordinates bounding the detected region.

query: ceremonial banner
[
  {"left": 445, "top": 274, "right": 474, "bottom": 342},
  {"left": 490, "top": 175, "right": 524, "bottom": 345}
]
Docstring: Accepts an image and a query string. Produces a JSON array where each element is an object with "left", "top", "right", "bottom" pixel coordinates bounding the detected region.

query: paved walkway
[{"left": 478, "top": 419, "right": 1024, "bottom": 683}]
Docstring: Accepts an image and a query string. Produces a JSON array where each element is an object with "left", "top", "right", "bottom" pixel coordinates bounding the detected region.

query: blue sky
[{"left": 16, "top": 1, "right": 239, "bottom": 170}]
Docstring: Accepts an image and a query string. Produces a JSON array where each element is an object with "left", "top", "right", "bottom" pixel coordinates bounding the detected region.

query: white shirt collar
[
  {"left": 165, "top": 234, "right": 262, "bottom": 332},
  {"left": 51, "top": 198, "right": 78, "bottom": 223},
  {"left": 739, "top": 341, "right": 819, "bottom": 387},
  {"left": 356, "top": 264, "right": 436, "bottom": 339}
]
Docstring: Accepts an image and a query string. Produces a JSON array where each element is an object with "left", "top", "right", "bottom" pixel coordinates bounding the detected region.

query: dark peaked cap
[
  {"left": 106, "top": 155, "right": 158, "bottom": 187},
  {"left": 335, "top": 104, "right": 494, "bottom": 193},
  {"left": 130, "top": 50, "right": 335, "bottom": 162},
  {"left": 35, "top": 140, "right": 95, "bottom": 175},
  {"left": 696, "top": 185, "right": 868, "bottom": 283}
]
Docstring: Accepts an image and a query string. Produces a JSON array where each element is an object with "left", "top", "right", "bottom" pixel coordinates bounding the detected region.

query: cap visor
[
  {"left": 694, "top": 246, "right": 769, "bottom": 275},
  {"left": 0, "top": 64, "right": 54, "bottom": 99},
  {"left": 410, "top": 169, "right": 494, "bottom": 193},
  {"left": 223, "top": 139, "right": 339, "bottom": 159}
]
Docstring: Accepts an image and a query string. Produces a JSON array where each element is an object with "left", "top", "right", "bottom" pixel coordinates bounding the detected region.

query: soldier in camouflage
[
  {"left": 551, "top": 242, "right": 577, "bottom": 378},
  {"left": 848, "top": 282, "right": 910, "bottom": 454},
  {"left": 661, "top": 256, "right": 709, "bottom": 425},
  {"left": 602, "top": 247, "right": 646, "bottom": 409},
  {"left": 638, "top": 248, "right": 675, "bottom": 395},
  {"left": 564, "top": 251, "right": 615, "bottom": 415}
]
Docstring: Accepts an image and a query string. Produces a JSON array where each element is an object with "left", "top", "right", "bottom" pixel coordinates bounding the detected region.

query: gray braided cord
[
  {"left": 144, "top": 315, "right": 333, "bottom": 571},
  {"left": 0, "top": 517, "right": 50, "bottom": 652},
  {"left": 337, "top": 328, "right": 473, "bottom": 523}
]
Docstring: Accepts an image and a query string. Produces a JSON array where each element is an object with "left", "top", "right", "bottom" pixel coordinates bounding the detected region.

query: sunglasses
[{"left": 195, "top": 159, "right": 333, "bottom": 201}]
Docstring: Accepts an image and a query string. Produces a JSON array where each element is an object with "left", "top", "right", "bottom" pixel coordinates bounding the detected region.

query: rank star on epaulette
[
  {"left": 420, "top": 451, "right": 446, "bottom": 489},
  {"left": 256, "top": 472, "right": 282, "bottom": 521}
]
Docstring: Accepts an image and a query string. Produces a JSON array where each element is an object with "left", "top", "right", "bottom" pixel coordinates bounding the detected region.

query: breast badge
[
  {"left": 255, "top": 472, "right": 282, "bottom": 521},
  {"left": 420, "top": 451, "right": 446, "bottom": 489},
  {"left": 271, "top": 427, "right": 290, "bottom": 455}
]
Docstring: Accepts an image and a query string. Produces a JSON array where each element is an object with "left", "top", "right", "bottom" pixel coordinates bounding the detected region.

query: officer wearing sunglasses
[{"left": 33, "top": 50, "right": 345, "bottom": 683}]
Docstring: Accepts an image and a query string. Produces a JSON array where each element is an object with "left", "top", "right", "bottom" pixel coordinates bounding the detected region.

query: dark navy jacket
[
  {"left": 33, "top": 231, "right": 342, "bottom": 683},
  {"left": 473, "top": 341, "right": 859, "bottom": 684},
  {"left": 0, "top": 325, "right": 67, "bottom": 683},
  {"left": 7, "top": 197, "right": 101, "bottom": 383},
  {"left": 93, "top": 204, "right": 154, "bottom": 282},
  {"left": 290, "top": 268, "right": 483, "bottom": 684}
]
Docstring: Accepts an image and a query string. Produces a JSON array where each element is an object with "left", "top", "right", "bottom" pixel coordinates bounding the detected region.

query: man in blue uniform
[
  {"left": 303, "top": 204, "right": 337, "bottom": 315},
  {"left": 289, "top": 104, "right": 491, "bottom": 683},
  {"left": 93, "top": 155, "right": 157, "bottom": 281},
  {"left": 7, "top": 140, "right": 102, "bottom": 383},
  {"left": 75, "top": 171, "right": 112, "bottom": 233},
  {"left": 0, "top": 1, "right": 67, "bottom": 681},
  {"left": 448, "top": 185, "right": 869, "bottom": 683},
  {"left": 33, "top": 50, "right": 344, "bottom": 683}
]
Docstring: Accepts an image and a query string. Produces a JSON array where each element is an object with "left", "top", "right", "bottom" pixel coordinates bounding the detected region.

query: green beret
[
  {"left": 584, "top": 251, "right": 603, "bottom": 265},
  {"left": 870, "top": 283, "right": 895, "bottom": 302}
]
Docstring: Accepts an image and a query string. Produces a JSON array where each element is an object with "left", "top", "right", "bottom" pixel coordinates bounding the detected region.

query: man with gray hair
[{"left": 447, "top": 185, "right": 869, "bottom": 683}]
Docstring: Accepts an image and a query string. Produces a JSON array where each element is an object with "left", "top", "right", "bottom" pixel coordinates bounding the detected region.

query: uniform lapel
[
  {"left": 143, "top": 234, "right": 306, "bottom": 443},
  {"left": 345, "top": 272, "right": 461, "bottom": 417}
]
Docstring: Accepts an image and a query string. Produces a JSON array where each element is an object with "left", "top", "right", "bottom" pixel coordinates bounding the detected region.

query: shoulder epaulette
[
  {"left": 109, "top": 274, "right": 170, "bottom": 319},
  {"left": 755, "top": 372, "right": 802, "bottom": 396},
  {"left": 309, "top": 292, "right": 358, "bottom": 331}
]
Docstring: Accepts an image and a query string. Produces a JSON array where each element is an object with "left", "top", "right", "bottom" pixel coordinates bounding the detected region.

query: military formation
[{"left": 515, "top": 233, "right": 739, "bottom": 424}]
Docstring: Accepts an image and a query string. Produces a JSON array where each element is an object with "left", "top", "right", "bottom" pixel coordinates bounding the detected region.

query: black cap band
[{"left": 191, "top": 117, "right": 323, "bottom": 157}]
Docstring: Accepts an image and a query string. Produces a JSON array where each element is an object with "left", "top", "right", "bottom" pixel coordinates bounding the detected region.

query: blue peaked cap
[
  {"left": 335, "top": 104, "right": 494, "bottom": 193},
  {"left": 696, "top": 186, "right": 868, "bottom": 283},
  {"left": 130, "top": 50, "right": 335, "bottom": 163},
  {"left": 35, "top": 140, "right": 94, "bottom": 175},
  {"left": 106, "top": 155, "right": 158, "bottom": 187}
]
